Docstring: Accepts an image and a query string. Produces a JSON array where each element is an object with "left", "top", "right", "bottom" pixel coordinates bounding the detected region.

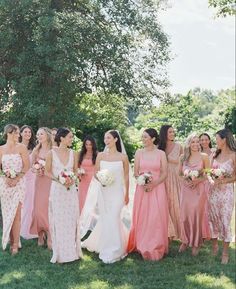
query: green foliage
[
  {"left": 134, "top": 87, "right": 236, "bottom": 142},
  {"left": 209, "top": 0, "right": 236, "bottom": 17},
  {"left": 0, "top": 0, "right": 170, "bottom": 129}
]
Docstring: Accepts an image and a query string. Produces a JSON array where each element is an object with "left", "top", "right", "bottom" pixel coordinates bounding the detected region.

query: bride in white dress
[{"left": 81, "top": 130, "right": 130, "bottom": 263}]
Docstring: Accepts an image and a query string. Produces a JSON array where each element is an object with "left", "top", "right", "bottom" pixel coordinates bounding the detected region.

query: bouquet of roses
[
  {"left": 0, "top": 168, "right": 18, "bottom": 179},
  {"left": 136, "top": 172, "right": 153, "bottom": 186},
  {"left": 32, "top": 159, "right": 46, "bottom": 175},
  {"left": 183, "top": 169, "right": 202, "bottom": 181},
  {"left": 204, "top": 165, "right": 231, "bottom": 185},
  {"left": 58, "top": 169, "right": 77, "bottom": 190},
  {"left": 96, "top": 169, "right": 114, "bottom": 187}
]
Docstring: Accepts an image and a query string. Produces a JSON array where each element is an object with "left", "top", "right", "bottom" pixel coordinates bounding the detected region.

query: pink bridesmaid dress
[
  {"left": 20, "top": 153, "right": 37, "bottom": 239},
  {"left": 166, "top": 143, "right": 182, "bottom": 239},
  {"left": 180, "top": 160, "right": 208, "bottom": 247},
  {"left": 30, "top": 155, "right": 51, "bottom": 236},
  {"left": 78, "top": 158, "right": 95, "bottom": 212},
  {"left": 127, "top": 150, "right": 169, "bottom": 260}
]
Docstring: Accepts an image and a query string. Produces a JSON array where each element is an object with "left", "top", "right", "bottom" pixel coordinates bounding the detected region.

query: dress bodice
[
  {"left": 139, "top": 150, "right": 161, "bottom": 179},
  {"left": 100, "top": 160, "right": 124, "bottom": 186},
  {"left": 212, "top": 159, "right": 234, "bottom": 175},
  {"left": 81, "top": 158, "right": 95, "bottom": 175},
  {"left": 2, "top": 154, "right": 23, "bottom": 173},
  {"left": 51, "top": 149, "right": 74, "bottom": 177},
  {"left": 183, "top": 160, "right": 203, "bottom": 173}
]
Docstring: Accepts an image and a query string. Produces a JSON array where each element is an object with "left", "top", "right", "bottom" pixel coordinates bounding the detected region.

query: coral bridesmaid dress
[
  {"left": 78, "top": 158, "right": 95, "bottom": 212},
  {"left": 30, "top": 153, "right": 51, "bottom": 236},
  {"left": 127, "top": 150, "right": 169, "bottom": 260}
]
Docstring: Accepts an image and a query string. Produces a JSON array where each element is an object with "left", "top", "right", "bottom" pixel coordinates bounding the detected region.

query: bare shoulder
[
  {"left": 17, "top": 143, "right": 28, "bottom": 152},
  {"left": 97, "top": 152, "right": 105, "bottom": 159},
  {"left": 120, "top": 153, "right": 128, "bottom": 162},
  {"left": 0, "top": 144, "right": 6, "bottom": 153},
  {"left": 157, "top": 148, "right": 165, "bottom": 157},
  {"left": 135, "top": 148, "right": 143, "bottom": 157}
]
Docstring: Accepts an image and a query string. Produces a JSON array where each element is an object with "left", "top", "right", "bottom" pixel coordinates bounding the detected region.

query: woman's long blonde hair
[
  {"left": 181, "top": 133, "right": 200, "bottom": 163},
  {"left": 35, "top": 127, "right": 52, "bottom": 153}
]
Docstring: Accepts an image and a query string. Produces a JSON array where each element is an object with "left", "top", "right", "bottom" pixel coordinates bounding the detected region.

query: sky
[{"left": 159, "top": 0, "right": 235, "bottom": 94}]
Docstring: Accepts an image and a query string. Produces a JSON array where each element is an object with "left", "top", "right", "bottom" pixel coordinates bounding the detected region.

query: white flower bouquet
[{"left": 96, "top": 169, "right": 114, "bottom": 187}]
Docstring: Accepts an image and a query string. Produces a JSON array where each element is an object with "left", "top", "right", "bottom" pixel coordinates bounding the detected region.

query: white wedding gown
[{"left": 81, "top": 160, "right": 129, "bottom": 263}]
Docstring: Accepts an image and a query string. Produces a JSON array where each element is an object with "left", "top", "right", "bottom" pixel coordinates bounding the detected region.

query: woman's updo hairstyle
[
  {"left": 55, "top": 128, "right": 71, "bottom": 146},
  {"left": 3, "top": 124, "right": 19, "bottom": 141},
  {"left": 144, "top": 128, "right": 159, "bottom": 146},
  {"left": 107, "top": 130, "right": 122, "bottom": 153}
]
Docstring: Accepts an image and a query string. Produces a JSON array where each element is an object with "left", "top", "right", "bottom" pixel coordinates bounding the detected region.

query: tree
[
  {"left": 209, "top": 0, "right": 236, "bottom": 17},
  {"left": 0, "top": 0, "right": 170, "bottom": 129}
]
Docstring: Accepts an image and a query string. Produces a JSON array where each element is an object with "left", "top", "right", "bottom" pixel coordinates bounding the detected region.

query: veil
[{"left": 80, "top": 130, "right": 134, "bottom": 238}]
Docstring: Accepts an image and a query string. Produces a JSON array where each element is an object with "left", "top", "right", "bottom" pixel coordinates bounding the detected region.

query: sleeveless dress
[
  {"left": 78, "top": 158, "right": 95, "bottom": 212},
  {"left": 82, "top": 160, "right": 128, "bottom": 263},
  {"left": 166, "top": 143, "right": 181, "bottom": 239},
  {"left": 127, "top": 150, "right": 169, "bottom": 260},
  {"left": 49, "top": 149, "right": 82, "bottom": 263},
  {"left": 20, "top": 153, "right": 37, "bottom": 239},
  {"left": 180, "top": 160, "right": 208, "bottom": 247},
  {"left": 30, "top": 153, "right": 51, "bottom": 236},
  {"left": 0, "top": 154, "right": 25, "bottom": 250},
  {"left": 208, "top": 159, "right": 235, "bottom": 242}
]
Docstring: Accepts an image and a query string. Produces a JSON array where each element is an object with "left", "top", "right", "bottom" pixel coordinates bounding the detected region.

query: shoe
[
  {"left": 192, "top": 247, "right": 199, "bottom": 256},
  {"left": 38, "top": 232, "right": 45, "bottom": 246},
  {"left": 179, "top": 243, "right": 187, "bottom": 253},
  {"left": 221, "top": 253, "right": 229, "bottom": 264}
]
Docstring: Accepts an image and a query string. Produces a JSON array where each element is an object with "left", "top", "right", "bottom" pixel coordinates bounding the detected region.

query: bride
[{"left": 81, "top": 130, "right": 130, "bottom": 263}]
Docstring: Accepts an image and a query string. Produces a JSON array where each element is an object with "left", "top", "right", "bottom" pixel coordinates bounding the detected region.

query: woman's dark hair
[
  {"left": 3, "top": 124, "right": 19, "bottom": 141},
  {"left": 19, "top": 125, "right": 36, "bottom": 151},
  {"left": 214, "top": 128, "right": 236, "bottom": 158},
  {"left": 107, "top": 130, "right": 122, "bottom": 153},
  {"left": 79, "top": 136, "right": 98, "bottom": 165},
  {"left": 158, "top": 125, "right": 172, "bottom": 151},
  {"left": 199, "top": 133, "right": 212, "bottom": 150},
  {"left": 144, "top": 128, "right": 159, "bottom": 146},
  {"left": 54, "top": 128, "right": 71, "bottom": 146}
]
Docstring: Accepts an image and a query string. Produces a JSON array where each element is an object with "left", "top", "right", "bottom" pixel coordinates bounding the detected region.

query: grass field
[{"left": 0, "top": 234, "right": 235, "bottom": 289}]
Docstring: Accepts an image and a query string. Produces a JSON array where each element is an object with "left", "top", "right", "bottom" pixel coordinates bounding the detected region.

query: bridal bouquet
[
  {"left": 58, "top": 170, "right": 77, "bottom": 190},
  {"left": 204, "top": 166, "right": 231, "bottom": 185},
  {"left": 0, "top": 168, "right": 18, "bottom": 179},
  {"left": 183, "top": 169, "right": 202, "bottom": 181},
  {"left": 136, "top": 172, "right": 153, "bottom": 186},
  {"left": 96, "top": 169, "right": 114, "bottom": 187},
  {"left": 32, "top": 159, "right": 46, "bottom": 174}
]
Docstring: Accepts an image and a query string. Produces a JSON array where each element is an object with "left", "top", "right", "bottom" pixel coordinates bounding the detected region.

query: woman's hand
[
  {"left": 5, "top": 177, "right": 19, "bottom": 187},
  {"left": 124, "top": 193, "right": 129, "bottom": 205},
  {"left": 144, "top": 181, "right": 156, "bottom": 192}
]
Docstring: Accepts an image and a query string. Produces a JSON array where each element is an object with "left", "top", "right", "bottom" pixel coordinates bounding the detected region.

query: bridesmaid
[
  {"left": 199, "top": 132, "right": 214, "bottom": 240},
  {"left": 51, "top": 128, "right": 58, "bottom": 148},
  {"left": 199, "top": 133, "right": 214, "bottom": 156},
  {"left": 30, "top": 127, "right": 52, "bottom": 248},
  {"left": 159, "top": 125, "right": 182, "bottom": 240},
  {"left": 19, "top": 125, "right": 37, "bottom": 239},
  {"left": 208, "top": 129, "right": 236, "bottom": 264},
  {"left": 0, "top": 124, "right": 29, "bottom": 254},
  {"left": 46, "top": 128, "right": 82, "bottom": 263},
  {"left": 179, "top": 133, "right": 210, "bottom": 256},
  {"left": 78, "top": 136, "right": 97, "bottom": 212},
  {"left": 127, "top": 128, "right": 169, "bottom": 260}
]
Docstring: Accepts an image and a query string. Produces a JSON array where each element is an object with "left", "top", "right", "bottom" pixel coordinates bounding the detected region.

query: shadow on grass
[{"left": 0, "top": 239, "right": 235, "bottom": 289}]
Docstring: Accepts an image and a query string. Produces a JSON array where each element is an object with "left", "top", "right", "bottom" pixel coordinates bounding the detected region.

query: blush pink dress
[
  {"left": 166, "top": 143, "right": 181, "bottom": 239},
  {"left": 180, "top": 160, "right": 208, "bottom": 247},
  {"left": 20, "top": 153, "right": 37, "bottom": 239},
  {"left": 0, "top": 154, "right": 25, "bottom": 250},
  {"left": 30, "top": 153, "right": 51, "bottom": 236},
  {"left": 208, "top": 159, "right": 234, "bottom": 242},
  {"left": 78, "top": 158, "right": 95, "bottom": 212},
  {"left": 127, "top": 149, "right": 169, "bottom": 260}
]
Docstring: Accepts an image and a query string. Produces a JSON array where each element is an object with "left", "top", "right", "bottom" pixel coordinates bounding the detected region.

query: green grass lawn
[{"left": 0, "top": 235, "right": 235, "bottom": 289}]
